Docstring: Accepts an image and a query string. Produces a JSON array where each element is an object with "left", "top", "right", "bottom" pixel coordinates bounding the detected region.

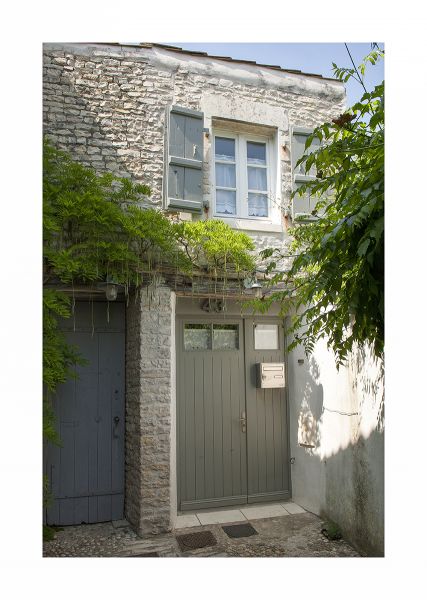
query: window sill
[{"left": 213, "top": 215, "right": 283, "bottom": 233}]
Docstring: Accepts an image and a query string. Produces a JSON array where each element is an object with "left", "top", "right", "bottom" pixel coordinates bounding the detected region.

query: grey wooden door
[
  {"left": 245, "top": 319, "right": 290, "bottom": 504},
  {"left": 177, "top": 318, "right": 247, "bottom": 511},
  {"left": 177, "top": 316, "right": 289, "bottom": 511},
  {"left": 44, "top": 301, "right": 125, "bottom": 525}
]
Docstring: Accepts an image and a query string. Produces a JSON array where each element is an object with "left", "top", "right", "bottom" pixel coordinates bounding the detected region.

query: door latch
[
  {"left": 240, "top": 411, "right": 247, "bottom": 433},
  {"left": 113, "top": 416, "right": 120, "bottom": 424}
]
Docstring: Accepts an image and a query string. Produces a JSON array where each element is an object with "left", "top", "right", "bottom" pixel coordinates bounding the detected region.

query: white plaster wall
[{"left": 287, "top": 327, "right": 384, "bottom": 556}]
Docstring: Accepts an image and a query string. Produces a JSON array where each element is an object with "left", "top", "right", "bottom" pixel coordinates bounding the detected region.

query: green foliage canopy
[
  {"left": 43, "top": 141, "right": 255, "bottom": 445},
  {"left": 254, "top": 50, "right": 384, "bottom": 364}
]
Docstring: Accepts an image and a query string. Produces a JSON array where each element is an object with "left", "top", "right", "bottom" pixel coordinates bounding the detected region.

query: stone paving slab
[
  {"left": 175, "top": 514, "right": 201, "bottom": 529},
  {"left": 281, "top": 502, "right": 307, "bottom": 515},
  {"left": 197, "top": 509, "right": 247, "bottom": 525},
  {"left": 240, "top": 504, "right": 290, "bottom": 520},
  {"left": 43, "top": 511, "right": 360, "bottom": 558}
]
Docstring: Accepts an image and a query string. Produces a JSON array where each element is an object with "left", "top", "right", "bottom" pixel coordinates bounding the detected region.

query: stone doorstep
[
  {"left": 197, "top": 509, "right": 247, "bottom": 526},
  {"left": 119, "top": 503, "right": 309, "bottom": 557},
  {"left": 174, "top": 501, "right": 307, "bottom": 530},
  {"left": 112, "top": 519, "right": 131, "bottom": 529}
]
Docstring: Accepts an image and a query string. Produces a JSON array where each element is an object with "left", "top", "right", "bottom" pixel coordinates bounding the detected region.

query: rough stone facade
[
  {"left": 125, "top": 284, "right": 175, "bottom": 535},
  {"left": 42, "top": 42, "right": 346, "bottom": 260}
]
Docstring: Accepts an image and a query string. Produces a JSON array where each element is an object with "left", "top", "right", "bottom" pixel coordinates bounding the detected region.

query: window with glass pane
[
  {"left": 215, "top": 137, "right": 237, "bottom": 215},
  {"left": 248, "top": 193, "right": 268, "bottom": 217},
  {"left": 254, "top": 323, "right": 279, "bottom": 349},
  {"left": 184, "top": 324, "right": 212, "bottom": 351},
  {"left": 247, "top": 141, "right": 268, "bottom": 217},
  {"left": 213, "top": 324, "right": 239, "bottom": 350},
  {"left": 247, "top": 142, "right": 266, "bottom": 165}
]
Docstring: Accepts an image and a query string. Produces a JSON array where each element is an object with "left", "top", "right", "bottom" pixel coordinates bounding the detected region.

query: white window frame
[{"left": 213, "top": 129, "right": 275, "bottom": 223}]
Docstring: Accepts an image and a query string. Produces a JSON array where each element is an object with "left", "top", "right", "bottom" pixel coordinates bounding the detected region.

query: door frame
[{"left": 175, "top": 312, "right": 291, "bottom": 512}]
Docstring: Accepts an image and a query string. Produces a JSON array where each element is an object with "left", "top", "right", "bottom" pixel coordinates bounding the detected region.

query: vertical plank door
[
  {"left": 244, "top": 319, "right": 291, "bottom": 504},
  {"left": 44, "top": 301, "right": 125, "bottom": 525},
  {"left": 176, "top": 318, "right": 247, "bottom": 511}
]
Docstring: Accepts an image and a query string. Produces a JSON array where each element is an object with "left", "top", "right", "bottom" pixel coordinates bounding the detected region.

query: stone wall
[
  {"left": 42, "top": 42, "right": 345, "bottom": 259},
  {"left": 125, "top": 284, "right": 175, "bottom": 535}
]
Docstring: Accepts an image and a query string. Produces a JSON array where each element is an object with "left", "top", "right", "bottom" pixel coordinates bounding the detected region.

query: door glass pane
[
  {"left": 247, "top": 166, "right": 267, "bottom": 191},
  {"left": 254, "top": 323, "right": 279, "bottom": 349},
  {"left": 248, "top": 193, "right": 268, "bottom": 217},
  {"left": 216, "top": 163, "right": 236, "bottom": 188},
  {"left": 216, "top": 189, "right": 236, "bottom": 215},
  {"left": 213, "top": 324, "right": 239, "bottom": 350},
  {"left": 184, "top": 324, "right": 212, "bottom": 350},
  {"left": 215, "top": 137, "right": 235, "bottom": 161},
  {"left": 247, "top": 141, "right": 266, "bottom": 165}
]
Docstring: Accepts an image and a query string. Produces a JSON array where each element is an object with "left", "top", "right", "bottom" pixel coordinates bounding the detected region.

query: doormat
[
  {"left": 130, "top": 552, "right": 159, "bottom": 557},
  {"left": 176, "top": 530, "right": 217, "bottom": 552},
  {"left": 222, "top": 523, "right": 258, "bottom": 539}
]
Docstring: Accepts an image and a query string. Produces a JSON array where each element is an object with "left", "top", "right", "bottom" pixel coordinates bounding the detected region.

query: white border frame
[{"left": 212, "top": 128, "right": 279, "bottom": 227}]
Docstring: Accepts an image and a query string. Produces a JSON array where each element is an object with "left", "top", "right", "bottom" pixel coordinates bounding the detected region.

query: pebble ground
[{"left": 43, "top": 512, "right": 360, "bottom": 558}]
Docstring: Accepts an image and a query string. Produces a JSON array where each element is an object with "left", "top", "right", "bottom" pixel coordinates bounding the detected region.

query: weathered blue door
[{"left": 44, "top": 301, "right": 125, "bottom": 526}]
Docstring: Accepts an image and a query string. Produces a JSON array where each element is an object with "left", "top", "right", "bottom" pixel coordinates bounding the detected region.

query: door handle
[
  {"left": 113, "top": 416, "right": 120, "bottom": 424},
  {"left": 240, "top": 411, "right": 247, "bottom": 433}
]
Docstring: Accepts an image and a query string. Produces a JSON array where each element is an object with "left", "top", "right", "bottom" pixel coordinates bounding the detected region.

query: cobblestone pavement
[{"left": 43, "top": 512, "right": 360, "bottom": 558}]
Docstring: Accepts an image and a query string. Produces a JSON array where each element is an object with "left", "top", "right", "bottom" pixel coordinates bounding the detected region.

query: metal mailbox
[{"left": 255, "top": 362, "right": 285, "bottom": 388}]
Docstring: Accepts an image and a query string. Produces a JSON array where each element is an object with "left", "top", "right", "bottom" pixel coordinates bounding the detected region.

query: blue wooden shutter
[
  {"left": 166, "top": 105, "right": 204, "bottom": 212},
  {"left": 291, "top": 127, "right": 321, "bottom": 221}
]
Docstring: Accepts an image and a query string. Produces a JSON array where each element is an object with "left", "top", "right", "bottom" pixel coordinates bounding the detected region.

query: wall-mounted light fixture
[
  {"left": 243, "top": 276, "right": 263, "bottom": 299},
  {"left": 105, "top": 282, "right": 118, "bottom": 301},
  {"left": 98, "top": 278, "right": 121, "bottom": 301}
]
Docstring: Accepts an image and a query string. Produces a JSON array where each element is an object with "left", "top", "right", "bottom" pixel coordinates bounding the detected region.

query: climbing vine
[
  {"left": 252, "top": 49, "right": 384, "bottom": 365},
  {"left": 43, "top": 140, "right": 255, "bottom": 450}
]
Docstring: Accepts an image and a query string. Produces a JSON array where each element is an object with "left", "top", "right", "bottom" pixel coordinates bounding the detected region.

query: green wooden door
[{"left": 176, "top": 316, "right": 290, "bottom": 511}]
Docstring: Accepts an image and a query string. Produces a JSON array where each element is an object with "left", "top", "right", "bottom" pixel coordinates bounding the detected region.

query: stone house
[{"left": 43, "top": 43, "right": 384, "bottom": 556}]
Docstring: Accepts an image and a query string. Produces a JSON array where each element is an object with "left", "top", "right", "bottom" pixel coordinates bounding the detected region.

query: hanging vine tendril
[{"left": 43, "top": 140, "right": 256, "bottom": 452}]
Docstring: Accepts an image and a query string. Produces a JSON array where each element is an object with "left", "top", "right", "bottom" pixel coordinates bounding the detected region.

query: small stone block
[
  {"left": 175, "top": 514, "right": 201, "bottom": 529},
  {"left": 112, "top": 519, "right": 130, "bottom": 528},
  {"left": 281, "top": 502, "right": 306, "bottom": 514},
  {"left": 241, "top": 504, "right": 290, "bottom": 520},
  {"left": 222, "top": 523, "right": 258, "bottom": 539},
  {"left": 196, "top": 509, "right": 246, "bottom": 525}
]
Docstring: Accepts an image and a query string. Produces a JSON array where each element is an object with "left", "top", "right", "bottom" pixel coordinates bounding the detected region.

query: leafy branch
[
  {"left": 254, "top": 48, "right": 384, "bottom": 365},
  {"left": 43, "top": 141, "right": 255, "bottom": 448}
]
